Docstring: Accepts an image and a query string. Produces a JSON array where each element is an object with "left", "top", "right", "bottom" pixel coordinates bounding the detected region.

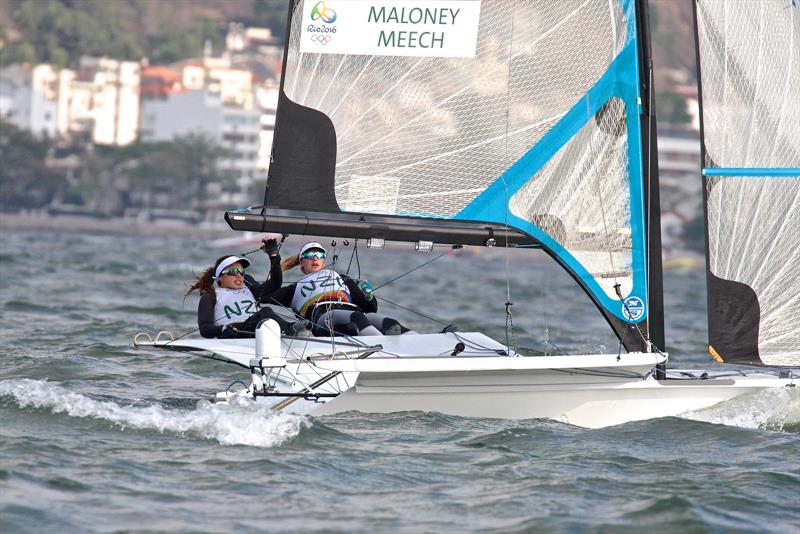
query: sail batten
[{"left": 703, "top": 168, "right": 800, "bottom": 177}]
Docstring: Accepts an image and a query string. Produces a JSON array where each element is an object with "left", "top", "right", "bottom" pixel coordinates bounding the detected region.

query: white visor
[
  {"left": 214, "top": 256, "right": 251, "bottom": 279},
  {"left": 298, "top": 242, "right": 327, "bottom": 257}
]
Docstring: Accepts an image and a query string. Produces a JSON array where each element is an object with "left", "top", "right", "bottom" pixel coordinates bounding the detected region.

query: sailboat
[{"left": 136, "top": 0, "right": 798, "bottom": 428}]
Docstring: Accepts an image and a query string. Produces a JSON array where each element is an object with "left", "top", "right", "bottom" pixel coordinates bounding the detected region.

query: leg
[
  {"left": 240, "top": 306, "right": 299, "bottom": 335},
  {"left": 365, "top": 313, "right": 416, "bottom": 335},
  {"left": 312, "top": 310, "right": 381, "bottom": 336}
]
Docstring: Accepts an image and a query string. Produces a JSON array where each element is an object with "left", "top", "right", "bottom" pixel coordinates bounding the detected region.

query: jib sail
[{"left": 694, "top": 0, "right": 800, "bottom": 366}]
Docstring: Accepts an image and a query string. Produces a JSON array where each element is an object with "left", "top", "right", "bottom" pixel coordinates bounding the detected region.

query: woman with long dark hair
[{"left": 187, "top": 239, "right": 302, "bottom": 338}]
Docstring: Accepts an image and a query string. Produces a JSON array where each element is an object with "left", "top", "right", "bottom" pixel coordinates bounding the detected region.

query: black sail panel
[{"left": 266, "top": 93, "right": 339, "bottom": 212}]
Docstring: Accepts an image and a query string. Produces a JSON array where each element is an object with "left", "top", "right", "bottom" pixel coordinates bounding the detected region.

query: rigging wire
[
  {"left": 345, "top": 239, "right": 361, "bottom": 278},
  {"left": 372, "top": 245, "right": 461, "bottom": 291},
  {"left": 373, "top": 294, "right": 449, "bottom": 327},
  {"left": 502, "top": 4, "right": 517, "bottom": 355}
]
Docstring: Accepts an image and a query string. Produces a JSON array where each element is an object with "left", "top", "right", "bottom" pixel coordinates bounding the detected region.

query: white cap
[
  {"left": 214, "top": 256, "right": 251, "bottom": 279},
  {"left": 298, "top": 242, "right": 327, "bottom": 257}
]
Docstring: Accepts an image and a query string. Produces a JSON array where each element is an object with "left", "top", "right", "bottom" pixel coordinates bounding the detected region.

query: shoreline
[
  {"left": 0, "top": 211, "right": 235, "bottom": 239},
  {"left": 0, "top": 211, "right": 705, "bottom": 269}
]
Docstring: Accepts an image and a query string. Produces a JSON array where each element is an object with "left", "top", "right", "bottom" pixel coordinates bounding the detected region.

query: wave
[
  {"left": 683, "top": 386, "right": 800, "bottom": 433},
  {"left": 0, "top": 379, "right": 308, "bottom": 447}
]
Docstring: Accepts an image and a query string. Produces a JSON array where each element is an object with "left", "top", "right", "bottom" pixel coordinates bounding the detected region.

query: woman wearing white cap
[
  {"left": 187, "top": 239, "right": 302, "bottom": 338},
  {"left": 267, "top": 242, "right": 415, "bottom": 337}
]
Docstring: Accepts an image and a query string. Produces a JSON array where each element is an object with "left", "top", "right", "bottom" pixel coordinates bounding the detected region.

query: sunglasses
[
  {"left": 221, "top": 267, "right": 246, "bottom": 276},
  {"left": 300, "top": 251, "right": 326, "bottom": 260}
]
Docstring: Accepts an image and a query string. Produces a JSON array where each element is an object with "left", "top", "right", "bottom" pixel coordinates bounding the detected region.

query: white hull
[
  {"left": 316, "top": 371, "right": 793, "bottom": 428},
  {"left": 135, "top": 332, "right": 797, "bottom": 428}
]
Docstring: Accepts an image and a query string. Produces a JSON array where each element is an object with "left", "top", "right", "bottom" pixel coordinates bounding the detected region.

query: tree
[
  {"left": 656, "top": 91, "right": 691, "bottom": 125},
  {"left": 0, "top": 120, "right": 66, "bottom": 208}
]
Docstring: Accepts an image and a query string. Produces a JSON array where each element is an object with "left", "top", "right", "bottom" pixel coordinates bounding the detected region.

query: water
[{"left": 1, "top": 229, "right": 798, "bottom": 532}]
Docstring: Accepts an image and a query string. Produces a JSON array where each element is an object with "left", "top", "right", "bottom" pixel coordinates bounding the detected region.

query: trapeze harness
[{"left": 290, "top": 269, "right": 357, "bottom": 322}]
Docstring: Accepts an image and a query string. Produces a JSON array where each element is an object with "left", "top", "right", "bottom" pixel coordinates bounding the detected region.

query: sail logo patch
[
  {"left": 311, "top": 1, "right": 337, "bottom": 23},
  {"left": 622, "top": 296, "right": 645, "bottom": 322},
  {"left": 307, "top": 1, "right": 338, "bottom": 45},
  {"left": 300, "top": 1, "right": 482, "bottom": 58}
]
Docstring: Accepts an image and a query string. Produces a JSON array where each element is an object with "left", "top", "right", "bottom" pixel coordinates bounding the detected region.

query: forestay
[
  {"left": 694, "top": 0, "right": 800, "bottom": 366},
  {"left": 229, "top": 0, "right": 657, "bottom": 351}
]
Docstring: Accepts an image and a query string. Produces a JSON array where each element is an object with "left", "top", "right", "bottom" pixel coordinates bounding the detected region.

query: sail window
[{"left": 509, "top": 97, "right": 633, "bottom": 300}]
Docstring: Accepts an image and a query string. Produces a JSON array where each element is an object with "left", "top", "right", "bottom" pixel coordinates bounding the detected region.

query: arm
[
  {"left": 344, "top": 276, "right": 378, "bottom": 313},
  {"left": 256, "top": 253, "right": 283, "bottom": 300},
  {"left": 197, "top": 293, "right": 223, "bottom": 338},
  {"left": 264, "top": 283, "right": 295, "bottom": 310},
  {"left": 245, "top": 257, "right": 276, "bottom": 300}
]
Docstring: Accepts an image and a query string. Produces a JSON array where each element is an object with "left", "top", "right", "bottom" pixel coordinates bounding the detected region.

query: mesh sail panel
[
  {"left": 696, "top": 0, "right": 800, "bottom": 366},
  {"left": 509, "top": 98, "right": 632, "bottom": 300},
  {"left": 706, "top": 177, "right": 800, "bottom": 366},
  {"left": 696, "top": 0, "right": 800, "bottom": 168},
  {"left": 282, "top": 0, "right": 627, "bottom": 217}
]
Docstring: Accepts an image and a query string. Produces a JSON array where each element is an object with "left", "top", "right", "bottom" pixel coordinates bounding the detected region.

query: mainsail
[
  {"left": 228, "top": 0, "right": 662, "bottom": 351},
  {"left": 694, "top": 0, "right": 800, "bottom": 366}
]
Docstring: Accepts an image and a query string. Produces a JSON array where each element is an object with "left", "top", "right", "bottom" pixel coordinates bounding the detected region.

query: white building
[
  {"left": 657, "top": 125, "right": 702, "bottom": 249},
  {"left": 255, "top": 83, "right": 279, "bottom": 172},
  {"left": 140, "top": 89, "right": 262, "bottom": 204},
  {"left": 174, "top": 56, "right": 254, "bottom": 109},
  {"left": 65, "top": 57, "right": 141, "bottom": 145},
  {"left": 0, "top": 63, "right": 58, "bottom": 138}
]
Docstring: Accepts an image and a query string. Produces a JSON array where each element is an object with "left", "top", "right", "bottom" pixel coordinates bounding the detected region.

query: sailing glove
[
  {"left": 221, "top": 325, "right": 238, "bottom": 338},
  {"left": 262, "top": 239, "right": 280, "bottom": 256}
]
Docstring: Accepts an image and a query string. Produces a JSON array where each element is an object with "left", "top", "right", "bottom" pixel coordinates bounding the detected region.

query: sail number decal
[
  {"left": 300, "top": 1, "right": 482, "bottom": 58},
  {"left": 299, "top": 276, "right": 345, "bottom": 297},
  {"left": 224, "top": 300, "right": 255, "bottom": 320}
]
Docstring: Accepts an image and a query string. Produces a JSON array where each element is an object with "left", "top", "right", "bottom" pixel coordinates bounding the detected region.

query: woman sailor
[
  {"left": 268, "top": 242, "right": 415, "bottom": 337},
  {"left": 187, "top": 239, "right": 302, "bottom": 338}
]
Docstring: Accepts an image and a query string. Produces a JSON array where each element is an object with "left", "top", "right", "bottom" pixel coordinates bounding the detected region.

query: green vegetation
[
  {"left": 682, "top": 203, "right": 707, "bottom": 251},
  {"left": 0, "top": 0, "right": 287, "bottom": 68},
  {"left": 2, "top": 0, "right": 142, "bottom": 67},
  {"left": 656, "top": 91, "right": 692, "bottom": 125},
  {"left": 0, "top": 121, "right": 65, "bottom": 208},
  {"left": 0, "top": 120, "right": 230, "bottom": 214}
]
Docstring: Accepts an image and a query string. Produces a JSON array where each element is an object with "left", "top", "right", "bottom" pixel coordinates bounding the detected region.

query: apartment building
[
  {"left": 140, "top": 89, "right": 261, "bottom": 181},
  {"left": 0, "top": 63, "right": 58, "bottom": 138}
]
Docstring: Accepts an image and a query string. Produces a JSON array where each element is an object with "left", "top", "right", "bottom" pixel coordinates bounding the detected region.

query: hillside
[
  {"left": 0, "top": 0, "right": 287, "bottom": 67},
  {"left": 2, "top": 0, "right": 697, "bottom": 79}
]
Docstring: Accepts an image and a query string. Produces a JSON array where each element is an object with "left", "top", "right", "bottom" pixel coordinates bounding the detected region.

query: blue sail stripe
[
  {"left": 703, "top": 168, "right": 800, "bottom": 177},
  {"left": 454, "top": 1, "right": 647, "bottom": 324}
]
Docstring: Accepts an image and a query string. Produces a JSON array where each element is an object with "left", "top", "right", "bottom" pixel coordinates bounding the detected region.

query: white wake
[
  {"left": 684, "top": 386, "right": 800, "bottom": 432},
  {"left": 0, "top": 379, "right": 308, "bottom": 447}
]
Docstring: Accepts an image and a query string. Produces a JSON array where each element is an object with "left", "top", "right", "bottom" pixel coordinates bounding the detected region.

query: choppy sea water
[{"left": 1, "top": 229, "right": 798, "bottom": 532}]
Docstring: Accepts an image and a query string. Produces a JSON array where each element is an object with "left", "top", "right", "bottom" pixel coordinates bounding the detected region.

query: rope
[
  {"left": 345, "top": 239, "right": 361, "bottom": 278},
  {"left": 372, "top": 245, "right": 461, "bottom": 291},
  {"left": 372, "top": 294, "right": 449, "bottom": 326}
]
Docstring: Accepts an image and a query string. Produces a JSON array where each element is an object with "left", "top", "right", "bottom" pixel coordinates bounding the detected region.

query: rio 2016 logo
[{"left": 311, "top": 1, "right": 337, "bottom": 23}]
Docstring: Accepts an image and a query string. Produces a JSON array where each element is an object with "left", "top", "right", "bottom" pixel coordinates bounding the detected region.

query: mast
[{"left": 635, "top": 0, "right": 666, "bottom": 371}]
